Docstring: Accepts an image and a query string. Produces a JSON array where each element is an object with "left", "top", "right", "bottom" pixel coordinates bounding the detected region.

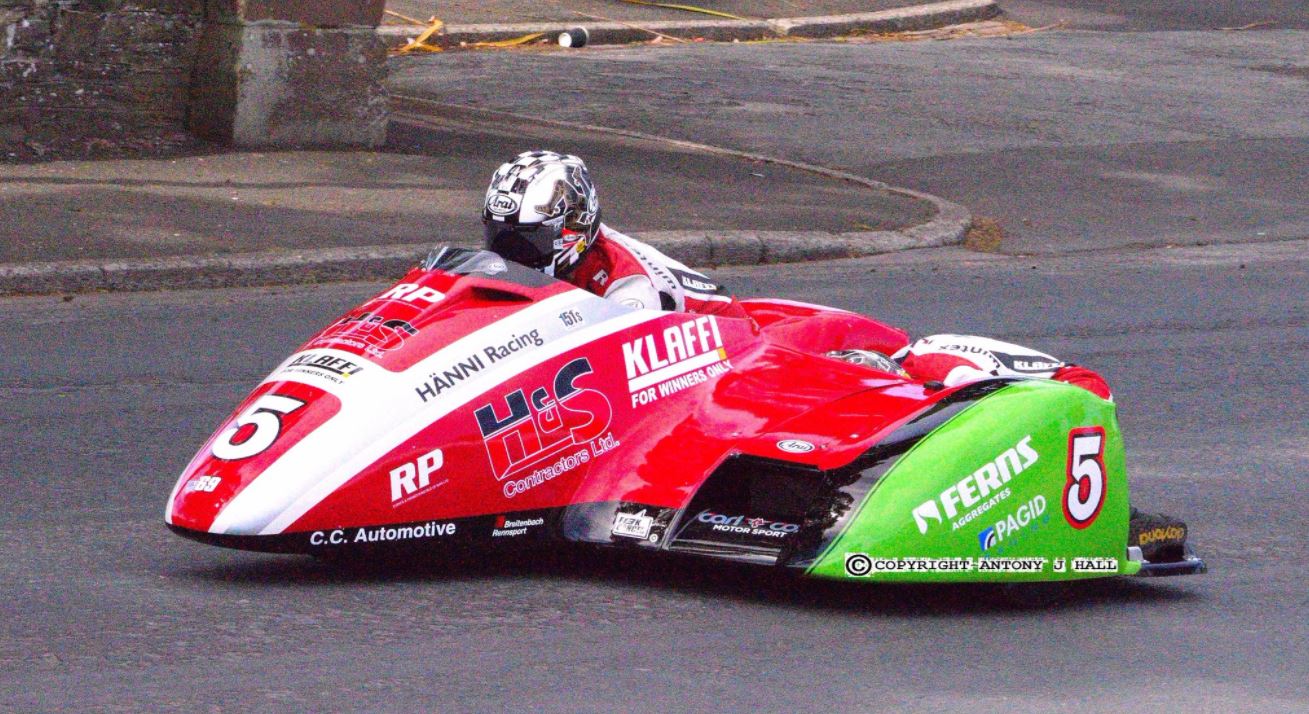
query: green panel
[{"left": 807, "top": 380, "right": 1133, "bottom": 582}]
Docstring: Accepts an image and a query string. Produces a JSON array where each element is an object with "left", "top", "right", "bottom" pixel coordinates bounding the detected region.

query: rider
[{"left": 481, "top": 150, "right": 747, "bottom": 318}]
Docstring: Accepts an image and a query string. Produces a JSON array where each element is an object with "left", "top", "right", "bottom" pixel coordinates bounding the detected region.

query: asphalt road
[
  {"left": 1001, "top": 0, "right": 1309, "bottom": 31},
  {"left": 389, "top": 27, "right": 1309, "bottom": 255},
  {"left": 2, "top": 238, "right": 1307, "bottom": 711},
  {"left": 6, "top": 10, "right": 1309, "bottom": 713}
]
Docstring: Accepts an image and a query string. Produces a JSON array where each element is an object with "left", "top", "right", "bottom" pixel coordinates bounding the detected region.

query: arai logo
[
  {"left": 777, "top": 439, "right": 815, "bottom": 454},
  {"left": 487, "top": 193, "right": 520, "bottom": 216}
]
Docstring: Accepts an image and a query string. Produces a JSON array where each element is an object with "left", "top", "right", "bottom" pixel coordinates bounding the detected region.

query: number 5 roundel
[{"left": 1064, "top": 426, "right": 1107, "bottom": 529}]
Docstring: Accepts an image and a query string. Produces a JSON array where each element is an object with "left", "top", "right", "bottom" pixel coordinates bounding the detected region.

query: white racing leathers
[
  {"left": 570, "top": 225, "right": 747, "bottom": 317},
  {"left": 893, "top": 334, "right": 1113, "bottom": 400}
]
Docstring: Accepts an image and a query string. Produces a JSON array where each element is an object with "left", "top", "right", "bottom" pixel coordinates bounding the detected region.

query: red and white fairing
[{"left": 166, "top": 250, "right": 919, "bottom": 552}]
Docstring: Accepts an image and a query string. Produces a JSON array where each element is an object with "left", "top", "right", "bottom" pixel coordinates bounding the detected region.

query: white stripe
[
  {"left": 210, "top": 290, "right": 587, "bottom": 535},
  {"left": 628, "top": 348, "right": 727, "bottom": 392},
  {"left": 260, "top": 307, "right": 662, "bottom": 535},
  {"left": 208, "top": 290, "right": 662, "bottom": 536}
]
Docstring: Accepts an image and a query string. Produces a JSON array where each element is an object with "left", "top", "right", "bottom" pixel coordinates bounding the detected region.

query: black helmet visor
[{"left": 483, "top": 221, "right": 559, "bottom": 271}]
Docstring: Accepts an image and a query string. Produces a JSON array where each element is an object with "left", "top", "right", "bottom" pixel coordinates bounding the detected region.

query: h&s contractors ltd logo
[
  {"left": 311, "top": 281, "right": 443, "bottom": 357},
  {"left": 911, "top": 436, "right": 1038, "bottom": 535},
  {"left": 474, "top": 357, "right": 618, "bottom": 498}
]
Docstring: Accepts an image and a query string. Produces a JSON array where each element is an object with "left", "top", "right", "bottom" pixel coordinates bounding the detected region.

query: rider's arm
[{"left": 604, "top": 274, "right": 668, "bottom": 310}]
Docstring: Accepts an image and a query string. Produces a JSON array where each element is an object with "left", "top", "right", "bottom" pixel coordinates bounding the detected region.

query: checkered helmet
[{"left": 482, "top": 150, "right": 601, "bottom": 278}]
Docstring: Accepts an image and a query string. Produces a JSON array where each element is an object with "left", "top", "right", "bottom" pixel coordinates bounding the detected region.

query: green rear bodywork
[{"left": 805, "top": 380, "right": 1137, "bottom": 582}]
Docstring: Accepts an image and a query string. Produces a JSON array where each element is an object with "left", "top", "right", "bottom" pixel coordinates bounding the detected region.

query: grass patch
[{"left": 964, "top": 216, "right": 1006, "bottom": 252}]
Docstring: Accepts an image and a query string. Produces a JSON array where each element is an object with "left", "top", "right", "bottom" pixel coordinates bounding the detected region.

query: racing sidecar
[{"left": 166, "top": 247, "right": 1205, "bottom": 582}]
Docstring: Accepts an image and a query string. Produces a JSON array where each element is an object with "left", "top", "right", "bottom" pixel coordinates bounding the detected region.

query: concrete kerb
[
  {"left": 377, "top": 0, "right": 999, "bottom": 48},
  {"left": 0, "top": 244, "right": 436, "bottom": 297},
  {"left": 391, "top": 96, "right": 971, "bottom": 257},
  {"left": 0, "top": 100, "right": 970, "bottom": 296}
]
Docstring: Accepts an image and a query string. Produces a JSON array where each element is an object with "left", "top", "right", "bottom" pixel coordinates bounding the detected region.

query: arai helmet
[{"left": 482, "top": 151, "right": 600, "bottom": 278}]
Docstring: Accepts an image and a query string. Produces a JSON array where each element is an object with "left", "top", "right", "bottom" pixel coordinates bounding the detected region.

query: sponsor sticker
[
  {"left": 473, "top": 357, "right": 619, "bottom": 498},
  {"left": 911, "top": 435, "right": 1038, "bottom": 535},
  {"left": 611, "top": 509, "right": 655, "bottom": 540},
  {"left": 694, "top": 510, "right": 799, "bottom": 539},
  {"left": 624, "top": 316, "right": 732, "bottom": 408},
  {"left": 669, "top": 267, "right": 720, "bottom": 295},
  {"left": 1137, "top": 525, "right": 1185, "bottom": 545},
  {"left": 309, "top": 282, "right": 442, "bottom": 358},
  {"left": 414, "top": 329, "right": 545, "bottom": 403},
  {"left": 309, "top": 520, "right": 457, "bottom": 546},
  {"left": 389, "top": 447, "right": 446, "bottom": 506},
  {"left": 777, "top": 439, "right": 815, "bottom": 454},
  {"left": 492, "top": 515, "right": 545, "bottom": 538},
  {"left": 558, "top": 309, "right": 585, "bottom": 330},
  {"left": 280, "top": 351, "right": 365, "bottom": 385},
  {"left": 486, "top": 193, "right": 520, "bottom": 216},
  {"left": 977, "top": 494, "right": 1049, "bottom": 553}
]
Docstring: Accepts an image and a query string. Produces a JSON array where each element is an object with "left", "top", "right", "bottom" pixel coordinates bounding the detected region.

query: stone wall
[{"left": 1, "top": 0, "right": 201, "bottom": 157}]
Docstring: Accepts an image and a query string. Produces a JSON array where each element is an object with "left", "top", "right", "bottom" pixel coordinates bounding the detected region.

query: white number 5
[
  {"left": 1064, "top": 428, "right": 1106, "bottom": 529},
  {"left": 212, "top": 394, "right": 305, "bottom": 461}
]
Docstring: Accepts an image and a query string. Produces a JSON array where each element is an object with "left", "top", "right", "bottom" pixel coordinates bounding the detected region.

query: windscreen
[{"left": 421, "top": 246, "right": 558, "bottom": 288}]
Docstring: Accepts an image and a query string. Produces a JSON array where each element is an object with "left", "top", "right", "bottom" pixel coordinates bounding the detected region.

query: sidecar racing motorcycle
[{"left": 166, "top": 248, "right": 1205, "bottom": 583}]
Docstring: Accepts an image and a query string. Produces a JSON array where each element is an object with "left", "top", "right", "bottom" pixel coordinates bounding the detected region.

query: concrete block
[
  {"left": 190, "top": 23, "right": 387, "bottom": 147},
  {"left": 205, "top": 0, "right": 384, "bottom": 26}
]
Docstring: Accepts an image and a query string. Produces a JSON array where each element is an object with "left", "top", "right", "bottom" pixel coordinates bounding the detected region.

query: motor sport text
[
  {"left": 474, "top": 358, "right": 617, "bottom": 496},
  {"left": 414, "top": 330, "right": 545, "bottom": 403},
  {"left": 912, "top": 436, "right": 1039, "bottom": 534},
  {"left": 624, "top": 316, "right": 731, "bottom": 407},
  {"left": 309, "top": 521, "right": 457, "bottom": 546},
  {"left": 389, "top": 448, "right": 445, "bottom": 505},
  {"left": 696, "top": 511, "right": 799, "bottom": 538}
]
